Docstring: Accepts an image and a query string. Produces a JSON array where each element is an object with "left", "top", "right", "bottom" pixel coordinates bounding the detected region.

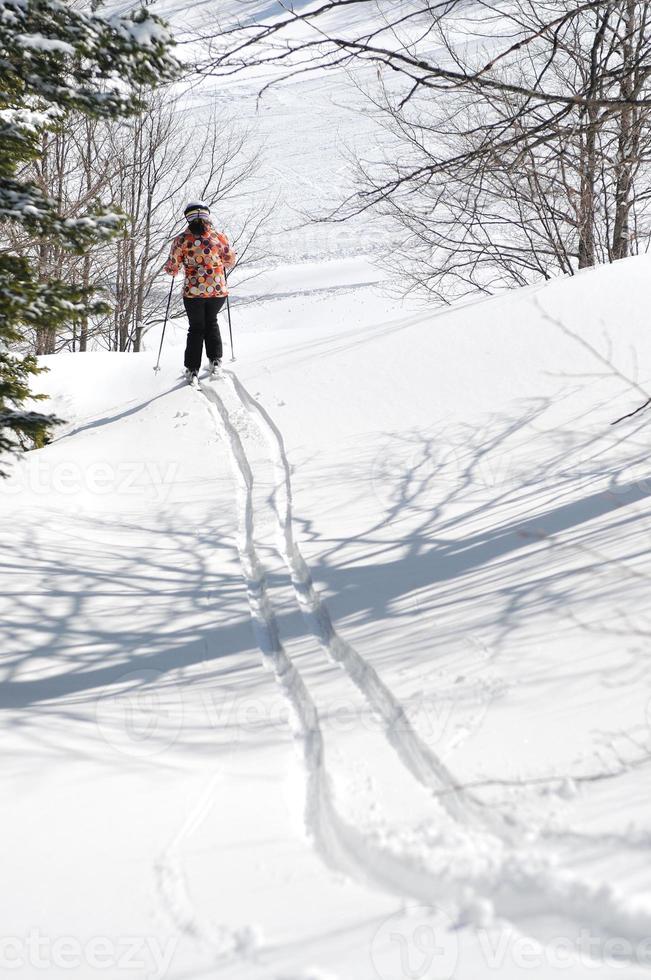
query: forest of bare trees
[
  {"left": 6, "top": 89, "right": 267, "bottom": 355},
  {"left": 357, "top": 1, "right": 651, "bottom": 299},
  {"left": 207, "top": 0, "right": 651, "bottom": 302}
]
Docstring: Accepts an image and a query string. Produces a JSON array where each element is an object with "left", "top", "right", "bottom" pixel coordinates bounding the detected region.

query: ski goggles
[{"left": 185, "top": 207, "right": 210, "bottom": 223}]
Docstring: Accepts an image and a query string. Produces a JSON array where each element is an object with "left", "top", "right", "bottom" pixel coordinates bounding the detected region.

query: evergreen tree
[{"left": 0, "top": 0, "right": 177, "bottom": 475}]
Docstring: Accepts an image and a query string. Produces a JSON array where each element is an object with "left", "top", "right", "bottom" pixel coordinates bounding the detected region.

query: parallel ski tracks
[
  {"left": 223, "top": 369, "right": 499, "bottom": 834},
  {"left": 188, "top": 371, "right": 651, "bottom": 965},
  {"left": 198, "top": 378, "right": 475, "bottom": 907}
]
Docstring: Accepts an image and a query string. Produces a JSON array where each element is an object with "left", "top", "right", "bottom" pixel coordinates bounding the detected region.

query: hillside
[{"left": 2, "top": 253, "right": 651, "bottom": 978}]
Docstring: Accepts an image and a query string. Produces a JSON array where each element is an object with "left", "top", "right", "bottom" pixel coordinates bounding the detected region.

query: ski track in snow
[
  {"left": 189, "top": 372, "right": 651, "bottom": 969},
  {"left": 155, "top": 773, "right": 259, "bottom": 962},
  {"left": 222, "top": 368, "right": 505, "bottom": 837},
  {"left": 197, "top": 379, "right": 485, "bottom": 908}
]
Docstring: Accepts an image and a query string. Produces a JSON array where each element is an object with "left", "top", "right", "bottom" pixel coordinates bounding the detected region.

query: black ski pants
[{"left": 183, "top": 296, "right": 227, "bottom": 372}]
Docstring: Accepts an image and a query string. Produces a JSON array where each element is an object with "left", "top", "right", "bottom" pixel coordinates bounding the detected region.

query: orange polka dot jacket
[{"left": 164, "top": 224, "right": 236, "bottom": 299}]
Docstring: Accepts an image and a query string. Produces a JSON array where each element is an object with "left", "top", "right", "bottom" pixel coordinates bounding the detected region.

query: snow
[
  {"left": 0, "top": 107, "right": 54, "bottom": 133},
  {"left": 15, "top": 33, "right": 75, "bottom": 55},
  {"left": 3, "top": 0, "right": 651, "bottom": 977},
  {"left": 3, "top": 251, "right": 651, "bottom": 978},
  {"left": 107, "top": 10, "right": 173, "bottom": 49}
]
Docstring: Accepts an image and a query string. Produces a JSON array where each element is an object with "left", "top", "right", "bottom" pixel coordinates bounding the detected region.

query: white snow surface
[
  {"left": 3, "top": 254, "right": 651, "bottom": 978},
  {"left": 3, "top": 0, "right": 651, "bottom": 976}
]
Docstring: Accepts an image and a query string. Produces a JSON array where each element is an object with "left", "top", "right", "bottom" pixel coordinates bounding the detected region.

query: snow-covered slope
[{"left": 3, "top": 254, "right": 651, "bottom": 978}]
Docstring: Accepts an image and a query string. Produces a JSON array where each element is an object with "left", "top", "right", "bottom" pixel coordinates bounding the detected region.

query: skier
[{"left": 164, "top": 202, "right": 236, "bottom": 383}]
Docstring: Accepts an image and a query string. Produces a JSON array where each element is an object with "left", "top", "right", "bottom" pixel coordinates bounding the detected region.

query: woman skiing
[{"left": 164, "top": 202, "right": 236, "bottom": 382}]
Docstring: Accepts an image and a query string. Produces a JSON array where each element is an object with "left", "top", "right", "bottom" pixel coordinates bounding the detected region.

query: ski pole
[
  {"left": 224, "top": 268, "right": 235, "bottom": 361},
  {"left": 154, "top": 278, "right": 175, "bottom": 374},
  {"left": 226, "top": 293, "right": 235, "bottom": 362}
]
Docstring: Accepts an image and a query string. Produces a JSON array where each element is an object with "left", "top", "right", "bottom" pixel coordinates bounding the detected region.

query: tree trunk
[
  {"left": 578, "top": 108, "right": 598, "bottom": 269},
  {"left": 612, "top": 0, "right": 641, "bottom": 260},
  {"left": 80, "top": 254, "right": 91, "bottom": 351}
]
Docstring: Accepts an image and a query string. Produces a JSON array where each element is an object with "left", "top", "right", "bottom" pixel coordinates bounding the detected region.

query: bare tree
[
  {"left": 204, "top": 0, "right": 651, "bottom": 302},
  {"left": 203, "top": 0, "right": 651, "bottom": 112},
  {"left": 99, "top": 90, "right": 270, "bottom": 353},
  {"left": 3, "top": 118, "right": 116, "bottom": 354},
  {"left": 5, "top": 88, "right": 271, "bottom": 353}
]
